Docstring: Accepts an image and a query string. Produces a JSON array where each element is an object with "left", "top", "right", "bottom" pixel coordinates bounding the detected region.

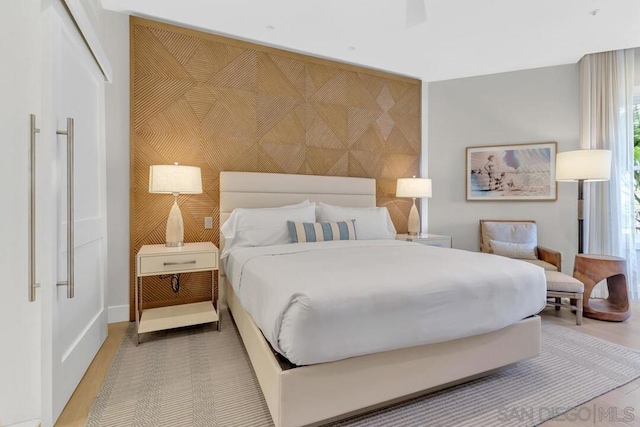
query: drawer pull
[{"left": 163, "top": 260, "right": 197, "bottom": 267}]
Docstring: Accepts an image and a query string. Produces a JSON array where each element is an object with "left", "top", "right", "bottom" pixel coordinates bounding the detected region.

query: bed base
[
  {"left": 218, "top": 171, "right": 541, "bottom": 426},
  {"left": 225, "top": 279, "right": 541, "bottom": 427}
]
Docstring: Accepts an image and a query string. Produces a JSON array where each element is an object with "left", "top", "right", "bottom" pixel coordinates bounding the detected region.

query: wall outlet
[{"left": 204, "top": 217, "right": 213, "bottom": 229}]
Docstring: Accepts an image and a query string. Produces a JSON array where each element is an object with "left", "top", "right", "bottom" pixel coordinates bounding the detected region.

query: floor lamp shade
[
  {"left": 396, "top": 177, "right": 432, "bottom": 236},
  {"left": 556, "top": 150, "right": 612, "bottom": 182},
  {"left": 149, "top": 164, "right": 203, "bottom": 247},
  {"left": 555, "top": 149, "right": 611, "bottom": 254}
]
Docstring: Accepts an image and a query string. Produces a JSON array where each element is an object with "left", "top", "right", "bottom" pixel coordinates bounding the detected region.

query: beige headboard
[
  {"left": 219, "top": 171, "right": 376, "bottom": 305},
  {"left": 220, "top": 171, "right": 376, "bottom": 221}
]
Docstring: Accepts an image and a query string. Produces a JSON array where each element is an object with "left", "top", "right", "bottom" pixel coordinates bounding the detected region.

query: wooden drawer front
[
  {"left": 419, "top": 238, "right": 451, "bottom": 248},
  {"left": 139, "top": 252, "right": 217, "bottom": 275}
]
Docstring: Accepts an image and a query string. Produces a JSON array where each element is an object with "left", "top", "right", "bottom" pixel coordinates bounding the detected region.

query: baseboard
[
  {"left": 7, "top": 419, "right": 40, "bottom": 427},
  {"left": 107, "top": 304, "right": 130, "bottom": 324}
]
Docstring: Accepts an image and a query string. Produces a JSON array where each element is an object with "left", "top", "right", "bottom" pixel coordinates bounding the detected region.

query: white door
[
  {"left": 0, "top": 0, "right": 43, "bottom": 425},
  {"left": 47, "top": 2, "right": 108, "bottom": 423}
]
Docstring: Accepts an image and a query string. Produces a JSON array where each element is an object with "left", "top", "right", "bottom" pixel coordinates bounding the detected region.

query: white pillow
[
  {"left": 221, "top": 203, "right": 315, "bottom": 257},
  {"left": 285, "top": 199, "right": 312, "bottom": 208},
  {"left": 316, "top": 202, "right": 396, "bottom": 240},
  {"left": 489, "top": 239, "right": 537, "bottom": 260},
  {"left": 221, "top": 200, "right": 311, "bottom": 240}
]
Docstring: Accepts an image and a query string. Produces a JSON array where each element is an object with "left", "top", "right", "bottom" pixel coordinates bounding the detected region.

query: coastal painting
[{"left": 466, "top": 142, "right": 557, "bottom": 201}]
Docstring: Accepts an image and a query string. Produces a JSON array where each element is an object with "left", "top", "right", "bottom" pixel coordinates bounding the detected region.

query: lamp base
[
  {"left": 165, "top": 241, "right": 184, "bottom": 248},
  {"left": 165, "top": 194, "right": 185, "bottom": 247},
  {"left": 407, "top": 198, "right": 420, "bottom": 236}
]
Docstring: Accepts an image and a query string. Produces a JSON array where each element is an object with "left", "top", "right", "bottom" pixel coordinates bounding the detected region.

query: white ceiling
[{"left": 101, "top": 0, "right": 640, "bottom": 82}]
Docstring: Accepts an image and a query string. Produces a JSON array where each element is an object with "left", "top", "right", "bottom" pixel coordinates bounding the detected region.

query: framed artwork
[{"left": 466, "top": 142, "right": 557, "bottom": 201}]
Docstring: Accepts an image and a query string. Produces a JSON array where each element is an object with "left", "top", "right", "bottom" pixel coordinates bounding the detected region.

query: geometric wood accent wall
[{"left": 130, "top": 17, "right": 421, "bottom": 319}]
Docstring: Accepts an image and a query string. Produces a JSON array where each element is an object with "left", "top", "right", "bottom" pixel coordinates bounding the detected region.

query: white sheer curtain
[{"left": 580, "top": 49, "right": 638, "bottom": 300}]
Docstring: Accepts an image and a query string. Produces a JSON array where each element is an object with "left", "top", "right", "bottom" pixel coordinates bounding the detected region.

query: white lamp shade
[
  {"left": 556, "top": 150, "right": 612, "bottom": 182},
  {"left": 149, "top": 164, "right": 203, "bottom": 194},
  {"left": 396, "top": 177, "right": 432, "bottom": 198}
]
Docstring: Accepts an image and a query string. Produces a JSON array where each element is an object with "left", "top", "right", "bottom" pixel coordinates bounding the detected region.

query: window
[{"left": 634, "top": 98, "right": 640, "bottom": 235}]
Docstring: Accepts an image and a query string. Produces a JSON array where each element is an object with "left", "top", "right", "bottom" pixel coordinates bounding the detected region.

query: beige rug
[{"left": 87, "top": 311, "right": 640, "bottom": 426}]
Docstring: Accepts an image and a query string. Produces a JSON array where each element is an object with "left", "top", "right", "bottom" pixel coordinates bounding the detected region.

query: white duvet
[{"left": 225, "top": 240, "right": 546, "bottom": 366}]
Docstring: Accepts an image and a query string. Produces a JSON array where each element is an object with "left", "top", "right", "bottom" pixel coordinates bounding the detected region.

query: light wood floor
[
  {"left": 55, "top": 303, "right": 640, "bottom": 427},
  {"left": 54, "top": 322, "right": 129, "bottom": 427}
]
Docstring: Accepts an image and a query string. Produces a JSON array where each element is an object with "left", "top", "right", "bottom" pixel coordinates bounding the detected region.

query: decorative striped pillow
[{"left": 287, "top": 220, "right": 357, "bottom": 243}]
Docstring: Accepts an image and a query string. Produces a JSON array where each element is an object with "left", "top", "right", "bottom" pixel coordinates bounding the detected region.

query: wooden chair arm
[
  {"left": 480, "top": 243, "right": 494, "bottom": 254},
  {"left": 538, "top": 246, "right": 562, "bottom": 272}
]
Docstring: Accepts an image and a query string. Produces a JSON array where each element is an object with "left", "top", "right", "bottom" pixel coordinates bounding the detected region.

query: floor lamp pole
[{"left": 578, "top": 179, "right": 584, "bottom": 254}]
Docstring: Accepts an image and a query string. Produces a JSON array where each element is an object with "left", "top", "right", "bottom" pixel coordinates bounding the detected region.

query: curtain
[{"left": 580, "top": 49, "right": 638, "bottom": 300}]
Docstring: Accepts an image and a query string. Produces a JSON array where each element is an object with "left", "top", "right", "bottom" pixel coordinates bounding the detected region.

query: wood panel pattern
[{"left": 130, "top": 17, "right": 422, "bottom": 319}]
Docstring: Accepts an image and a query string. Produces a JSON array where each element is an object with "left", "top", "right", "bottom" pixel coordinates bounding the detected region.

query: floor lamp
[
  {"left": 396, "top": 176, "right": 432, "bottom": 236},
  {"left": 556, "top": 149, "right": 611, "bottom": 254}
]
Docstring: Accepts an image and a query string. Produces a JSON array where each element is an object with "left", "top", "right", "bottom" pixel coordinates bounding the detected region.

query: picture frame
[{"left": 466, "top": 142, "right": 557, "bottom": 201}]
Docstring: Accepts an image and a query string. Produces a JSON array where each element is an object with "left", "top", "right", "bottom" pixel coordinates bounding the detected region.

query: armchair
[{"left": 479, "top": 220, "right": 561, "bottom": 271}]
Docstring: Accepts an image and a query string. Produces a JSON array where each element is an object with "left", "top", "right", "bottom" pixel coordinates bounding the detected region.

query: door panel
[
  {"left": 50, "top": 1, "right": 107, "bottom": 422},
  {"left": 0, "top": 0, "right": 43, "bottom": 425}
]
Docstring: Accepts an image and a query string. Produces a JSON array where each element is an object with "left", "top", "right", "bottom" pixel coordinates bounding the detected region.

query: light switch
[{"left": 204, "top": 217, "right": 213, "bottom": 229}]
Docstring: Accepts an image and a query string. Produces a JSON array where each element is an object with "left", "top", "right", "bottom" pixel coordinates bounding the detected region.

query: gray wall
[
  {"left": 82, "top": 1, "right": 130, "bottom": 321},
  {"left": 427, "top": 64, "right": 580, "bottom": 273},
  {"left": 103, "top": 13, "right": 130, "bottom": 320}
]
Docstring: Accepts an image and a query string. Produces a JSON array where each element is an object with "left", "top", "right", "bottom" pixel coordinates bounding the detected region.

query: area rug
[{"left": 87, "top": 312, "right": 640, "bottom": 427}]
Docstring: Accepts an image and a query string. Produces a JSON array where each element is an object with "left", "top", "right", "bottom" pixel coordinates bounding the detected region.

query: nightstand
[
  {"left": 135, "top": 242, "right": 219, "bottom": 345},
  {"left": 396, "top": 233, "right": 452, "bottom": 248}
]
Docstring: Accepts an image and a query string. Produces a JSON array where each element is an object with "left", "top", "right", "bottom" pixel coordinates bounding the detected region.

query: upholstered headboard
[
  {"left": 220, "top": 171, "right": 376, "bottom": 221},
  {"left": 218, "top": 171, "right": 376, "bottom": 305}
]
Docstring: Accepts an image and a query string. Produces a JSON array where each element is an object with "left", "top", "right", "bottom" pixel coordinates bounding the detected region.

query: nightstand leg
[
  {"left": 135, "top": 276, "right": 140, "bottom": 346},
  {"left": 213, "top": 270, "right": 220, "bottom": 332}
]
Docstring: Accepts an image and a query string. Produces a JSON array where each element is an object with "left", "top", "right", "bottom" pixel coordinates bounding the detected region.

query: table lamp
[
  {"left": 396, "top": 176, "right": 432, "bottom": 236},
  {"left": 149, "top": 163, "right": 202, "bottom": 247},
  {"left": 556, "top": 149, "right": 611, "bottom": 253}
]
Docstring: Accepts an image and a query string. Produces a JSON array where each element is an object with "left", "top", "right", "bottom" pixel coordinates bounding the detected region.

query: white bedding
[{"left": 225, "top": 240, "right": 546, "bottom": 366}]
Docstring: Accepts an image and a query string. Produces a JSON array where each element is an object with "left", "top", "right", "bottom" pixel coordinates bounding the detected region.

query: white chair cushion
[
  {"left": 522, "top": 259, "right": 558, "bottom": 271},
  {"left": 489, "top": 240, "right": 537, "bottom": 260},
  {"left": 481, "top": 222, "right": 538, "bottom": 246},
  {"left": 545, "top": 271, "right": 584, "bottom": 293}
]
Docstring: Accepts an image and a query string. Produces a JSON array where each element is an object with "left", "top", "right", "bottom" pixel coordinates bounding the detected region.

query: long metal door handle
[
  {"left": 29, "top": 114, "right": 40, "bottom": 302},
  {"left": 56, "top": 118, "right": 74, "bottom": 299},
  {"left": 163, "top": 260, "right": 197, "bottom": 266}
]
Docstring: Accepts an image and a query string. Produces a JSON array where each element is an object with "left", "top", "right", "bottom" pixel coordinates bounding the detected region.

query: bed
[{"left": 219, "top": 171, "right": 543, "bottom": 427}]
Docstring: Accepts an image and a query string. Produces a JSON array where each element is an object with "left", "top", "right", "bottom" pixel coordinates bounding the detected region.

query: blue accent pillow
[{"left": 287, "top": 220, "right": 357, "bottom": 243}]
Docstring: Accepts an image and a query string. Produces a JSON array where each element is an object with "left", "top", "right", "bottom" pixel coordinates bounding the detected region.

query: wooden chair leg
[
  {"left": 555, "top": 297, "right": 561, "bottom": 311},
  {"left": 576, "top": 293, "right": 583, "bottom": 326}
]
